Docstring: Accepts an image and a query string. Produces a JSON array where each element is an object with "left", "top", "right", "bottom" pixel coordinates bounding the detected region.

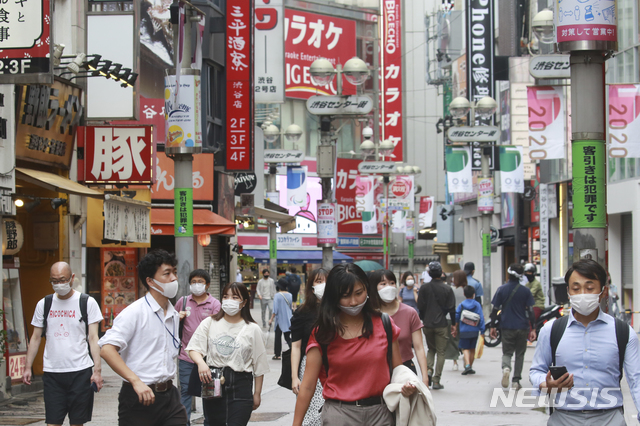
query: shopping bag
[{"left": 475, "top": 334, "right": 485, "bottom": 359}]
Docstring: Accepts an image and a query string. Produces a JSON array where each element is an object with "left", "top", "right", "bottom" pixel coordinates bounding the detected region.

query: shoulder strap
[
  {"left": 79, "top": 294, "right": 92, "bottom": 360},
  {"left": 550, "top": 315, "right": 569, "bottom": 366},
  {"left": 41, "top": 294, "right": 54, "bottom": 337},
  {"left": 179, "top": 296, "right": 187, "bottom": 341},
  {"left": 501, "top": 284, "right": 521, "bottom": 311},
  {"left": 381, "top": 313, "right": 393, "bottom": 380},
  {"left": 615, "top": 318, "right": 630, "bottom": 382}
]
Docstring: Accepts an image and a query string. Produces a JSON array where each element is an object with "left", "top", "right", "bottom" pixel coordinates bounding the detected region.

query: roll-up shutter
[
  {"left": 204, "top": 236, "right": 221, "bottom": 299},
  {"left": 621, "top": 214, "right": 633, "bottom": 289}
]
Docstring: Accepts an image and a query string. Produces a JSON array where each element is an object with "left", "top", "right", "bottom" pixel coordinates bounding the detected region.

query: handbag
[
  {"left": 461, "top": 309, "right": 481, "bottom": 327},
  {"left": 475, "top": 335, "right": 485, "bottom": 359},
  {"left": 277, "top": 349, "right": 292, "bottom": 390}
]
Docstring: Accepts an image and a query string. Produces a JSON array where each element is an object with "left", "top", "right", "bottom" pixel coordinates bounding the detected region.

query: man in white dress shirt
[{"left": 99, "top": 249, "right": 187, "bottom": 426}]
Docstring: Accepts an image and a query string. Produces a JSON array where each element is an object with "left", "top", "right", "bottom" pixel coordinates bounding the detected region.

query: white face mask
[
  {"left": 52, "top": 281, "right": 72, "bottom": 296},
  {"left": 570, "top": 291, "right": 602, "bottom": 316},
  {"left": 339, "top": 296, "right": 368, "bottom": 316},
  {"left": 152, "top": 278, "right": 179, "bottom": 299},
  {"left": 378, "top": 286, "right": 397, "bottom": 303},
  {"left": 313, "top": 283, "right": 326, "bottom": 300},
  {"left": 222, "top": 299, "right": 242, "bottom": 316},
  {"left": 405, "top": 279, "right": 415, "bottom": 287},
  {"left": 190, "top": 283, "right": 207, "bottom": 297}
]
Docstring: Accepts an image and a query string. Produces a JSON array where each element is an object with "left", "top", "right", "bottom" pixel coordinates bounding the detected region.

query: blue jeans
[{"left": 179, "top": 359, "right": 209, "bottom": 426}]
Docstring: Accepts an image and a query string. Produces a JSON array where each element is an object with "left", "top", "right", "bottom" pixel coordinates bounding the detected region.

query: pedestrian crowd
[{"left": 21, "top": 251, "right": 640, "bottom": 426}]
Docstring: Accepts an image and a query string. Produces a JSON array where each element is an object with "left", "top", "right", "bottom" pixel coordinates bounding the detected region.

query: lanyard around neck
[{"left": 145, "top": 295, "right": 181, "bottom": 349}]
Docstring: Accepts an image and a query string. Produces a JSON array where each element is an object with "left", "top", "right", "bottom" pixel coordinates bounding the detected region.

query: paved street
[{"left": 1, "top": 302, "right": 638, "bottom": 425}]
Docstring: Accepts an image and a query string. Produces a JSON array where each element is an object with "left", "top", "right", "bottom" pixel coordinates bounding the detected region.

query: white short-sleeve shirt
[{"left": 31, "top": 291, "right": 102, "bottom": 373}]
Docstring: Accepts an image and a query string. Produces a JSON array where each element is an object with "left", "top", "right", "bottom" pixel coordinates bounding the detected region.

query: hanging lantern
[
  {"left": 2, "top": 218, "right": 24, "bottom": 255},
  {"left": 197, "top": 234, "right": 211, "bottom": 247}
]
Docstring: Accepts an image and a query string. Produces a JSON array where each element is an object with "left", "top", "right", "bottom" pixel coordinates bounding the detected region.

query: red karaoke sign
[
  {"left": 381, "top": 0, "right": 403, "bottom": 161},
  {"left": 284, "top": 9, "right": 357, "bottom": 100},
  {"left": 83, "top": 126, "right": 153, "bottom": 184},
  {"left": 226, "top": 0, "right": 253, "bottom": 171}
]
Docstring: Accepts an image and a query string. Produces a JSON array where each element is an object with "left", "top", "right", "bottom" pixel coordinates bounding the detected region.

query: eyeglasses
[{"left": 50, "top": 277, "right": 70, "bottom": 285}]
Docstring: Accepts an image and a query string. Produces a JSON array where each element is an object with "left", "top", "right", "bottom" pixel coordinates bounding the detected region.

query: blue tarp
[{"left": 243, "top": 249, "right": 353, "bottom": 264}]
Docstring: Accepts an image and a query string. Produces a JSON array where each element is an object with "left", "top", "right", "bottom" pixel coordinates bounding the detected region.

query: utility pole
[
  {"left": 169, "top": 4, "right": 201, "bottom": 298},
  {"left": 480, "top": 150, "right": 492, "bottom": 314},
  {"left": 318, "top": 116, "right": 334, "bottom": 270},
  {"left": 267, "top": 166, "right": 277, "bottom": 277}
]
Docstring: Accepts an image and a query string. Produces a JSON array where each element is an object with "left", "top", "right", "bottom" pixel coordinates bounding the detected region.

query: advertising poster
[
  {"left": 336, "top": 158, "right": 364, "bottom": 233},
  {"left": 406, "top": 218, "right": 415, "bottom": 240},
  {"left": 418, "top": 196, "right": 435, "bottom": 229},
  {"left": 477, "top": 177, "right": 494, "bottom": 212},
  {"left": 499, "top": 146, "right": 525, "bottom": 193},
  {"left": 284, "top": 9, "right": 356, "bottom": 99},
  {"left": 164, "top": 74, "right": 202, "bottom": 149},
  {"left": 389, "top": 176, "right": 415, "bottom": 210},
  {"left": 381, "top": 0, "right": 404, "bottom": 161},
  {"left": 527, "top": 86, "right": 566, "bottom": 160},
  {"left": 572, "top": 141, "right": 606, "bottom": 228},
  {"left": 286, "top": 165, "right": 307, "bottom": 206},
  {"left": 445, "top": 146, "right": 473, "bottom": 193},
  {"left": 501, "top": 192, "right": 516, "bottom": 228},
  {"left": 355, "top": 176, "right": 377, "bottom": 234},
  {"left": 277, "top": 175, "right": 321, "bottom": 233},
  {"left": 608, "top": 84, "right": 640, "bottom": 158},
  {"left": 556, "top": 0, "right": 617, "bottom": 44},
  {"left": 317, "top": 202, "right": 337, "bottom": 245},
  {"left": 466, "top": 0, "right": 494, "bottom": 104},
  {"left": 392, "top": 210, "right": 407, "bottom": 233},
  {"left": 101, "top": 248, "right": 138, "bottom": 332}
]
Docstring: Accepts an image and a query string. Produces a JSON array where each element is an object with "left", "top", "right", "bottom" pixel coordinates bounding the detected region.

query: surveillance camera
[{"left": 362, "top": 126, "right": 373, "bottom": 140}]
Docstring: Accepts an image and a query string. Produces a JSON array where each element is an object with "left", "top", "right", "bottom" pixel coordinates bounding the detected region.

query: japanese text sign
[
  {"left": 572, "top": 140, "right": 605, "bottom": 228},
  {"left": 381, "top": 0, "right": 403, "bottom": 161},
  {"left": 84, "top": 126, "right": 153, "bottom": 183},
  {"left": 103, "top": 197, "right": 150, "bottom": 243},
  {"left": 447, "top": 126, "right": 499, "bottom": 142},
  {"left": 539, "top": 183, "right": 550, "bottom": 305},
  {"left": 284, "top": 9, "right": 356, "bottom": 100},
  {"left": 113, "top": 97, "right": 166, "bottom": 145},
  {"left": 2, "top": 218, "right": 23, "bottom": 255},
  {"left": 15, "top": 80, "right": 83, "bottom": 169},
  {"left": 336, "top": 158, "right": 364, "bottom": 233},
  {"left": 529, "top": 55, "right": 571, "bottom": 79},
  {"left": 465, "top": 0, "right": 494, "bottom": 103},
  {"left": 255, "top": 0, "right": 284, "bottom": 103},
  {"left": 153, "top": 152, "right": 213, "bottom": 201},
  {"left": 0, "top": 0, "right": 51, "bottom": 78},
  {"left": 306, "top": 95, "right": 373, "bottom": 115},
  {"left": 357, "top": 161, "right": 397, "bottom": 174},
  {"left": 527, "top": 86, "right": 566, "bottom": 160},
  {"left": 226, "top": 0, "right": 253, "bottom": 171},
  {"left": 556, "top": 0, "right": 617, "bottom": 44},
  {"left": 175, "top": 188, "right": 193, "bottom": 236},
  {"left": 608, "top": 84, "right": 640, "bottom": 158},
  {"left": 317, "top": 202, "right": 337, "bottom": 245},
  {"left": 264, "top": 149, "right": 303, "bottom": 162}
]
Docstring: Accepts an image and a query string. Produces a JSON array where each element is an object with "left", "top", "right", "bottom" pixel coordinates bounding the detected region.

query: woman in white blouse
[{"left": 187, "top": 282, "right": 269, "bottom": 426}]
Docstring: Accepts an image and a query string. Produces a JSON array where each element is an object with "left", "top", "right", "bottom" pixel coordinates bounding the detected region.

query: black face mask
[
  {"left": 526, "top": 274, "right": 535, "bottom": 283},
  {"left": 264, "top": 275, "right": 269, "bottom": 278}
]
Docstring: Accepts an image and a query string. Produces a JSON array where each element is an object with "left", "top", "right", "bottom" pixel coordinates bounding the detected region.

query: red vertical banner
[
  {"left": 381, "top": 0, "right": 403, "bottom": 161},
  {"left": 226, "top": 0, "right": 254, "bottom": 171}
]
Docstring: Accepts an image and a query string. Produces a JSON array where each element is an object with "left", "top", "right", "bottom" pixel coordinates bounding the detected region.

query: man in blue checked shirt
[{"left": 529, "top": 259, "right": 640, "bottom": 425}]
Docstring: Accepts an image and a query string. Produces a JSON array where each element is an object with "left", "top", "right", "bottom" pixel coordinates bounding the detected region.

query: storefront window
[{"left": 3, "top": 268, "right": 28, "bottom": 381}]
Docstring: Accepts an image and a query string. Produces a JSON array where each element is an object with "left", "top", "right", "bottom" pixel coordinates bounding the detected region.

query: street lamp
[
  {"left": 531, "top": 9, "right": 555, "bottom": 45},
  {"left": 308, "top": 56, "right": 371, "bottom": 270},
  {"left": 360, "top": 126, "right": 395, "bottom": 159}
]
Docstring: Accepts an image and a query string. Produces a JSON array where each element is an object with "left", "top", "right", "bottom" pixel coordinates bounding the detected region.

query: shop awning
[
  {"left": 339, "top": 251, "right": 384, "bottom": 261},
  {"left": 243, "top": 249, "right": 353, "bottom": 264},
  {"left": 254, "top": 206, "right": 296, "bottom": 233},
  {"left": 151, "top": 208, "right": 236, "bottom": 236},
  {"left": 390, "top": 256, "right": 439, "bottom": 264},
  {"left": 16, "top": 168, "right": 104, "bottom": 198}
]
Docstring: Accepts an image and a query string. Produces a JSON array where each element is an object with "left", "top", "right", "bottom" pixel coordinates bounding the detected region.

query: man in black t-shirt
[
  {"left": 417, "top": 261, "right": 456, "bottom": 390},
  {"left": 286, "top": 267, "right": 302, "bottom": 307}
]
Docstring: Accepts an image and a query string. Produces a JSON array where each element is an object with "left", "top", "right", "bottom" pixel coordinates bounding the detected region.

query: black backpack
[
  {"left": 42, "top": 293, "right": 92, "bottom": 359},
  {"left": 550, "top": 314, "right": 629, "bottom": 382},
  {"left": 321, "top": 313, "right": 394, "bottom": 379}
]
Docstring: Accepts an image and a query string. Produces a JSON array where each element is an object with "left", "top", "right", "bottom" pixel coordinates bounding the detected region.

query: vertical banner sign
[
  {"left": 226, "top": 0, "right": 253, "bottom": 171},
  {"left": 269, "top": 239, "right": 276, "bottom": 259},
  {"left": 527, "top": 86, "right": 566, "bottom": 160},
  {"left": 446, "top": 146, "right": 473, "bottom": 193},
  {"left": 381, "top": 0, "right": 403, "bottom": 161},
  {"left": 539, "top": 183, "right": 549, "bottom": 305},
  {"left": 406, "top": 218, "right": 415, "bottom": 241},
  {"left": 355, "top": 176, "right": 377, "bottom": 234},
  {"left": 392, "top": 210, "right": 407, "bottom": 233},
  {"left": 499, "top": 146, "right": 525, "bottom": 193},
  {"left": 608, "top": 84, "right": 640, "bottom": 158},
  {"left": 556, "top": 0, "right": 617, "bottom": 45},
  {"left": 286, "top": 165, "right": 307, "bottom": 206},
  {"left": 317, "top": 202, "right": 337, "bottom": 245},
  {"left": 164, "top": 74, "right": 202, "bottom": 149},
  {"left": 284, "top": 10, "right": 357, "bottom": 99},
  {"left": 418, "top": 196, "right": 434, "bottom": 229},
  {"left": 482, "top": 233, "right": 491, "bottom": 257},
  {"left": 390, "top": 176, "right": 414, "bottom": 210},
  {"left": 477, "top": 177, "right": 494, "bottom": 212},
  {"left": 466, "top": 0, "right": 494, "bottom": 104},
  {"left": 572, "top": 141, "right": 606, "bottom": 228},
  {"left": 254, "top": 0, "right": 284, "bottom": 103},
  {"left": 175, "top": 188, "right": 193, "bottom": 236},
  {"left": 0, "top": 0, "right": 52, "bottom": 79}
]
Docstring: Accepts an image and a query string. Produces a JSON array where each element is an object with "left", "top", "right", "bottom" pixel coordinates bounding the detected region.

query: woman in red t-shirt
[
  {"left": 369, "top": 269, "right": 429, "bottom": 388},
  {"left": 292, "top": 264, "right": 416, "bottom": 426}
]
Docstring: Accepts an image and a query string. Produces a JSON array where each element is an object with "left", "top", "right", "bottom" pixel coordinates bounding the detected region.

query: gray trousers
[
  {"left": 423, "top": 326, "right": 449, "bottom": 383},
  {"left": 501, "top": 328, "right": 528, "bottom": 382},
  {"left": 548, "top": 408, "right": 626, "bottom": 426},
  {"left": 322, "top": 400, "right": 394, "bottom": 426},
  {"left": 260, "top": 298, "right": 273, "bottom": 326}
]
